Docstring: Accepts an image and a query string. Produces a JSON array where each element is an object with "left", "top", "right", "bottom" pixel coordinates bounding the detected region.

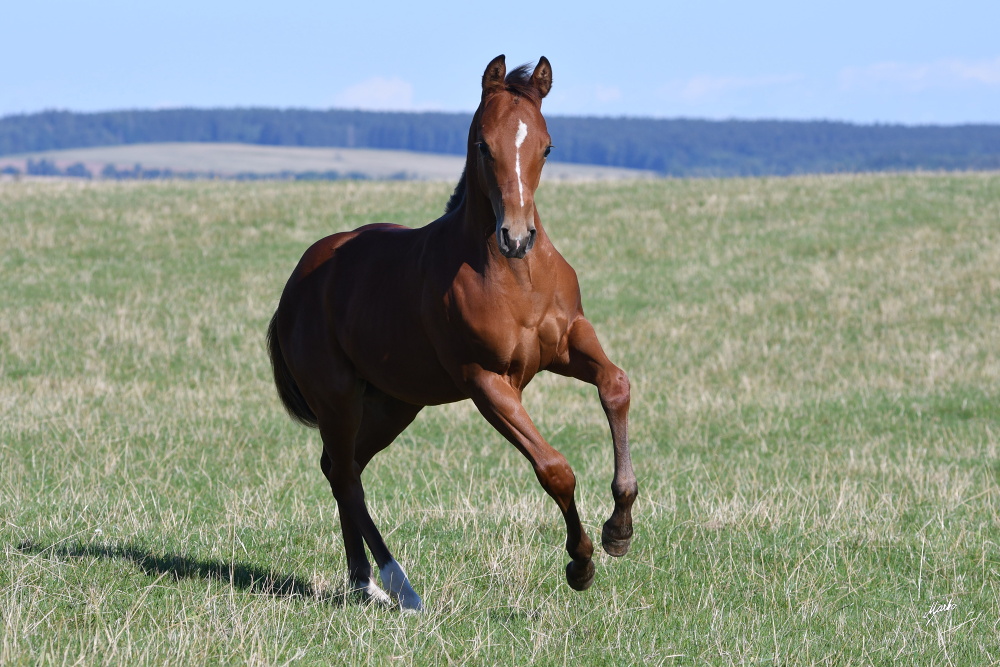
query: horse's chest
[{"left": 452, "top": 292, "right": 569, "bottom": 373}]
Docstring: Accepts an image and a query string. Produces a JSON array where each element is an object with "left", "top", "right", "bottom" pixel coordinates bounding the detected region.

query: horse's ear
[
  {"left": 483, "top": 54, "right": 506, "bottom": 94},
  {"left": 532, "top": 56, "right": 552, "bottom": 99}
]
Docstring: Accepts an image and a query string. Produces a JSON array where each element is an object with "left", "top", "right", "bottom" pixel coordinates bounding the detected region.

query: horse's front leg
[
  {"left": 548, "top": 317, "right": 637, "bottom": 557},
  {"left": 466, "top": 370, "right": 596, "bottom": 591}
]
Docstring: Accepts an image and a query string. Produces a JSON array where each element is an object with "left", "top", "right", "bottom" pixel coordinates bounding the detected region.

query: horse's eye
[
  {"left": 477, "top": 142, "right": 491, "bottom": 158},
  {"left": 543, "top": 146, "right": 553, "bottom": 158}
]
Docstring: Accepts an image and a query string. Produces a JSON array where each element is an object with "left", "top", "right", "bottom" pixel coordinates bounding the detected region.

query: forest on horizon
[{"left": 3, "top": 108, "right": 1000, "bottom": 177}]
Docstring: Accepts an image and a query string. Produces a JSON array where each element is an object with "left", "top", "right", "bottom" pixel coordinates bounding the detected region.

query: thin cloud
[
  {"left": 594, "top": 85, "right": 622, "bottom": 103},
  {"left": 840, "top": 57, "right": 1000, "bottom": 92},
  {"left": 333, "top": 76, "right": 420, "bottom": 111},
  {"left": 675, "top": 73, "right": 803, "bottom": 101},
  {"left": 537, "top": 84, "right": 625, "bottom": 116}
]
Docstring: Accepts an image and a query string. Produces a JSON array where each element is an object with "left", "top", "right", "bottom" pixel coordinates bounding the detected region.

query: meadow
[{"left": 1, "top": 174, "right": 998, "bottom": 665}]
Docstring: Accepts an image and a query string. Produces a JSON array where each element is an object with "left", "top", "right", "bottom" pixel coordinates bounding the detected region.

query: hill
[
  {"left": 2, "top": 108, "right": 1000, "bottom": 177},
  {"left": 0, "top": 143, "right": 657, "bottom": 181}
]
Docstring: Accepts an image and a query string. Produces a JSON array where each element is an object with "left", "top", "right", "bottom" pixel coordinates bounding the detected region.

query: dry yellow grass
[{"left": 0, "top": 143, "right": 658, "bottom": 181}]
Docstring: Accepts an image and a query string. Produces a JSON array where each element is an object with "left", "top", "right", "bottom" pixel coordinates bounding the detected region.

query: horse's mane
[
  {"left": 445, "top": 63, "right": 540, "bottom": 215},
  {"left": 445, "top": 167, "right": 466, "bottom": 214},
  {"left": 503, "top": 63, "right": 541, "bottom": 103}
]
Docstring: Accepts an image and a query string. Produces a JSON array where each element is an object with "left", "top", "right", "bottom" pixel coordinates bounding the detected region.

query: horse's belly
[
  {"left": 352, "top": 349, "right": 466, "bottom": 406},
  {"left": 339, "top": 310, "right": 467, "bottom": 406}
]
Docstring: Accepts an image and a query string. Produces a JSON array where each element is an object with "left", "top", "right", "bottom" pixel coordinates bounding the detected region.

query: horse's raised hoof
[
  {"left": 566, "top": 559, "right": 595, "bottom": 591},
  {"left": 601, "top": 520, "right": 633, "bottom": 557}
]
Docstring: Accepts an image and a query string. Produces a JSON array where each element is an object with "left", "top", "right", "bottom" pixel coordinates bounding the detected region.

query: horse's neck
[{"left": 451, "top": 169, "right": 496, "bottom": 256}]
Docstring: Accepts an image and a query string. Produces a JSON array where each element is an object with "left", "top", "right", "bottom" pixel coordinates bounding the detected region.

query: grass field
[{"left": 1, "top": 174, "right": 999, "bottom": 665}]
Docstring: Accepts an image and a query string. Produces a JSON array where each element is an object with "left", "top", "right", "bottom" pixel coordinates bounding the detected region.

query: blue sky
[{"left": 3, "top": 0, "right": 999, "bottom": 124}]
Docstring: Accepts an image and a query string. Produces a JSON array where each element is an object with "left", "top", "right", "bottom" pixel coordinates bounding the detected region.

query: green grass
[{"left": 2, "top": 174, "right": 999, "bottom": 665}]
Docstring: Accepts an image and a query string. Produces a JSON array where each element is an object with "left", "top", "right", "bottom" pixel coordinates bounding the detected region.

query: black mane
[
  {"left": 445, "top": 166, "right": 466, "bottom": 214},
  {"left": 503, "top": 63, "right": 541, "bottom": 103}
]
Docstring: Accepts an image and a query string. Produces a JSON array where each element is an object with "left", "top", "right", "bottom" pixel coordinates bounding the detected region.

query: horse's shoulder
[{"left": 538, "top": 243, "right": 582, "bottom": 296}]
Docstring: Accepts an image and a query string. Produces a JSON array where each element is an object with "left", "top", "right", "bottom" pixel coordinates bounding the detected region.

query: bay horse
[{"left": 267, "top": 55, "right": 637, "bottom": 611}]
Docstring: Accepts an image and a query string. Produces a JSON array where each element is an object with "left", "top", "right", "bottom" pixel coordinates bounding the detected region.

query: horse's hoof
[
  {"left": 379, "top": 560, "right": 424, "bottom": 612},
  {"left": 350, "top": 578, "right": 393, "bottom": 607},
  {"left": 566, "top": 559, "right": 595, "bottom": 591},
  {"left": 601, "top": 521, "right": 633, "bottom": 557},
  {"left": 396, "top": 592, "right": 424, "bottom": 613}
]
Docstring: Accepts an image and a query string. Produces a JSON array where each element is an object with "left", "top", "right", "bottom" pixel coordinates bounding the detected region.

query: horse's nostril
[
  {"left": 497, "top": 227, "right": 535, "bottom": 258},
  {"left": 500, "top": 227, "right": 511, "bottom": 250}
]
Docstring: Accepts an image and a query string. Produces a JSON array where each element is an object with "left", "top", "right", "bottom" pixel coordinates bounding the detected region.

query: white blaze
[{"left": 514, "top": 119, "right": 527, "bottom": 207}]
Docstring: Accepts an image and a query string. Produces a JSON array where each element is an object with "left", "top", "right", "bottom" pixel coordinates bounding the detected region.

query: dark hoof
[
  {"left": 566, "top": 559, "right": 595, "bottom": 591},
  {"left": 602, "top": 521, "right": 633, "bottom": 557}
]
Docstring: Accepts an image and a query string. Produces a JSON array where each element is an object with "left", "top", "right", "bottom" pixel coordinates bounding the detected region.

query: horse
[{"left": 266, "top": 55, "right": 637, "bottom": 611}]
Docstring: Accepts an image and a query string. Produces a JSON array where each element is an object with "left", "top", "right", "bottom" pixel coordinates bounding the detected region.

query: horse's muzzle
[{"left": 498, "top": 226, "right": 537, "bottom": 259}]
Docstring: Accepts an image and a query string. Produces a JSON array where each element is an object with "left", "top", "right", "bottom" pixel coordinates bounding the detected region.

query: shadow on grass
[{"left": 17, "top": 538, "right": 359, "bottom": 605}]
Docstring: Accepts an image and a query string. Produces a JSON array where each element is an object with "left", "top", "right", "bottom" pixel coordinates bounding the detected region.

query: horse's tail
[{"left": 266, "top": 310, "right": 318, "bottom": 428}]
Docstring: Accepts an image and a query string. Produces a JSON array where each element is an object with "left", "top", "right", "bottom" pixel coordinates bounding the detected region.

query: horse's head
[{"left": 472, "top": 54, "right": 553, "bottom": 259}]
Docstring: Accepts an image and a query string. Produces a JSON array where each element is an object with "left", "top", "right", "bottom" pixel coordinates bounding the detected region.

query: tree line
[
  {"left": 3, "top": 108, "right": 1000, "bottom": 177},
  {"left": 2, "top": 157, "right": 401, "bottom": 182}
]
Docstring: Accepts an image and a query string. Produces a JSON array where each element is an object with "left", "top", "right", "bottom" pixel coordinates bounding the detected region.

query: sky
[{"left": 3, "top": 0, "right": 999, "bottom": 125}]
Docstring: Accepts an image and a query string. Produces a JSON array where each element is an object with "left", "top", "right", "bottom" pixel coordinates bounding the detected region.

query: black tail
[{"left": 266, "top": 310, "right": 318, "bottom": 428}]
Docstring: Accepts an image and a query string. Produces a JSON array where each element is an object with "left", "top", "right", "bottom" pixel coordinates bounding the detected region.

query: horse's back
[{"left": 286, "top": 223, "right": 410, "bottom": 288}]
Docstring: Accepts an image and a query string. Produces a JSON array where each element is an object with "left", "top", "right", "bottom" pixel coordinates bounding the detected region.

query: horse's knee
[
  {"left": 537, "top": 455, "right": 576, "bottom": 503},
  {"left": 600, "top": 367, "right": 630, "bottom": 413}
]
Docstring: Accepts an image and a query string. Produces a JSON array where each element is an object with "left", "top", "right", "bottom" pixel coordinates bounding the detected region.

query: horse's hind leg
[
  {"left": 320, "top": 451, "right": 390, "bottom": 606},
  {"left": 549, "top": 318, "right": 637, "bottom": 557},
  {"left": 318, "top": 388, "right": 424, "bottom": 611},
  {"left": 353, "top": 388, "right": 423, "bottom": 471}
]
